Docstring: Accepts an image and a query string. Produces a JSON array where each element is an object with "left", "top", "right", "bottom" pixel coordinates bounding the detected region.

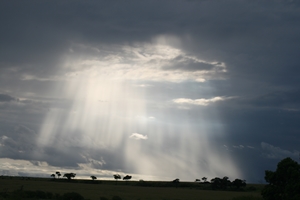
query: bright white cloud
[
  {"left": 129, "top": 133, "right": 148, "bottom": 140},
  {"left": 173, "top": 96, "right": 229, "bottom": 106},
  {"left": 61, "top": 40, "right": 227, "bottom": 83}
]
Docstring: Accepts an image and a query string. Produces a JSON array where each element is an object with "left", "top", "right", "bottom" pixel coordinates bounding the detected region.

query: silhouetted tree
[
  {"left": 261, "top": 157, "right": 300, "bottom": 200},
  {"left": 91, "top": 176, "right": 97, "bottom": 180},
  {"left": 211, "top": 176, "right": 232, "bottom": 190},
  {"left": 56, "top": 171, "right": 61, "bottom": 179},
  {"left": 113, "top": 174, "right": 121, "bottom": 181},
  {"left": 232, "top": 178, "right": 246, "bottom": 189},
  {"left": 63, "top": 173, "right": 76, "bottom": 180},
  {"left": 221, "top": 176, "right": 231, "bottom": 189},
  {"left": 211, "top": 177, "right": 222, "bottom": 189},
  {"left": 172, "top": 178, "right": 180, "bottom": 188},
  {"left": 195, "top": 179, "right": 200, "bottom": 182},
  {"left": 202, "top": 177, "right": 207, "bottom": 182},
  {"left": 123, "top": 175, "right": 132, "bottom": 181},
  {"left": 50, "top": 174, "right": 55, "bottom": 178},
  {"left": 172, "top": 178, "right": 180, "bottom": 183}
]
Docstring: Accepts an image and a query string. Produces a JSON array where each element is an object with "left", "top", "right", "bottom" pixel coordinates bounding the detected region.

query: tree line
[
  {"left": 49, "top": 157, "right": 300, "bottom": 199},
  {"left": 50, "top": 171, "right": 246, "bottom": 191},
  {"left": 50, "top": 172, "right": 132, "bottom": 181},
  {"left": 50, "top": 172, "right": 76, "bottom": 180}
]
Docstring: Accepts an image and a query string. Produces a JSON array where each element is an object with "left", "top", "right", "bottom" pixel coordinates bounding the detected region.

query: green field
[{"left": 0, "top": 177, "right": 264, "bottom": 200}]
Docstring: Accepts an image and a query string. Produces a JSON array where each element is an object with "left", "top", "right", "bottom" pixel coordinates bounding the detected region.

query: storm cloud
[{"left": 0, "top": 0, "right": 299, "bottom": 182}]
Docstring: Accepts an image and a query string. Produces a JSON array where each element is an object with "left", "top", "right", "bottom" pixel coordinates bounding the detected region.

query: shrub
[{"left": 261, "top": 157, "right": 300, "bottom": 200}]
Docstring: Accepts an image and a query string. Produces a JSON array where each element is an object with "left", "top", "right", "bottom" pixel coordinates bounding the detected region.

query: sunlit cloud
[
  {"left": 129, "top": 133, "right": 148, "bottom": 140},
  {"left": 59, "top": 39, "right": 227, "bottom": 83},
  {"left": 173, "top": 96, "right": 230, "bottom": 106}
]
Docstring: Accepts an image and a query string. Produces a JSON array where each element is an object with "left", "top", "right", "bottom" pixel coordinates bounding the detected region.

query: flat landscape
[{"left": 0, "top": 177, "right": 264, "bottom": 200}]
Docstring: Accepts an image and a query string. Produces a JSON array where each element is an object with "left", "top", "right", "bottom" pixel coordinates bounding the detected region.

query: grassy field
[{"left": 0, "top": 177, "right": 264, "bottom": 200}]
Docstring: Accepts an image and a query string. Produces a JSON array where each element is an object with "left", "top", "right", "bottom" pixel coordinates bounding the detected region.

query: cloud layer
[{"left": 0, "top": 0, "right": 299, "bottom": 183}]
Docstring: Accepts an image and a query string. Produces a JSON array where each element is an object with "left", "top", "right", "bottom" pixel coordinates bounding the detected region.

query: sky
[{"left": 0, "top": 0, "right": 300, "bottom": 183}]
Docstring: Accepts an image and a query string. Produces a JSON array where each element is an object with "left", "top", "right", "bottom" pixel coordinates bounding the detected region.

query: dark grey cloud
[
  {"left": 0, "top": 94, "right": 16, "bottom": 102},
  {"left": 250, "top": 90, "right": 300, "bottom": 109},
  {"left": 0, "top": 0, "right": 300, "bottom": 182},
  {"left": 1, "top": 0, "right": 299, "bottom": 84},
  {"left": 0, "top": 125, "right": 37, "bottom": 159}
]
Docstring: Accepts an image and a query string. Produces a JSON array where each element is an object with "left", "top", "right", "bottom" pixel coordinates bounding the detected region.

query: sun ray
[{"left": 37, "top": 40, "right": 242, "bottom": 180}]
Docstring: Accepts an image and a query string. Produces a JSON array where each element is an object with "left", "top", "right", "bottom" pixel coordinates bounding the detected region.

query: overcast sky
[{"left": 0, "top": 0, "right": 300, "bottom": 183}]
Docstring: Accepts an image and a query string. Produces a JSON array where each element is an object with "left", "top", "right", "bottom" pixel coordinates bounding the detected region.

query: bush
[{"left": 261, "top": 157, "right": 300, "bottom": 200}]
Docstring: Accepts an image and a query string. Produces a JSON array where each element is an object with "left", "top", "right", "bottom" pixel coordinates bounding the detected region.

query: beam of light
[
  {"left": 36, "top": 38, "right": 242, "bottom": 181},
  {"left": 38, "top": 78, "right": 145, "bottom": 149}
]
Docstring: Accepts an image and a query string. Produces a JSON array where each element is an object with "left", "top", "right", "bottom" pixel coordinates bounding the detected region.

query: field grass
[{"left": 0, "top": 177, "right": 264, "bottom": 200}]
